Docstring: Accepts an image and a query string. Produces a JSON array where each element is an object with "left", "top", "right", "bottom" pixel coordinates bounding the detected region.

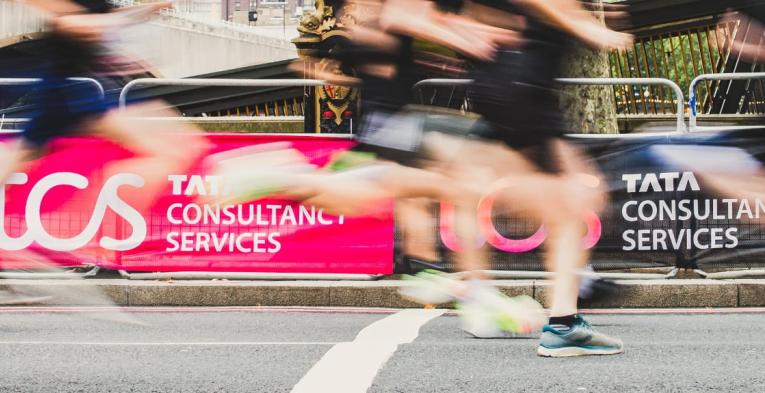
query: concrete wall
[
  {"left": 0, "top": 1, "right": 297, "bottom": 78},
  {"left": 121, "top": 15, "right": 297, "bottom": 77},
  {"left": 0, "top": 1, "right": 45, "bottom": 42}
]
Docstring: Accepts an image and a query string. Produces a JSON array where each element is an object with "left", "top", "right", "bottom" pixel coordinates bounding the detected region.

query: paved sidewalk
[{"left": 2, "top": 279, "right": 764, "bottom": 308}]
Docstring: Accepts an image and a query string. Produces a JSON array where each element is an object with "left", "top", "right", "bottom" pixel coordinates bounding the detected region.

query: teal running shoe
[{"left": 537, "top": 315, "right": 624, "bottom": 357}]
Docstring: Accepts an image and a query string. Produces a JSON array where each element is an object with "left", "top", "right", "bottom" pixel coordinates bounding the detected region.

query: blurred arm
[
  {"left": 19, "top": 0, "right": 170, "bottom": 42},
  {"left": 512, "top": 0, "right": 633, "bottom": 49},
  {"left": 723, "top": 12, "right": 765, "bottom": 63}
]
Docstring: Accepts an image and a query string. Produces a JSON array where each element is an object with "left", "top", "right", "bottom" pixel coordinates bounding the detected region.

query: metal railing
[
  {"left": 0, "top": 266, "right": 100, "bottom": 280},
  {"left": 414, "top": 77, "right": 687, "bottom": 133},
  {"left": 117, "top": 271, "right": 381, "bottom": 281},
  {"left": 690, "top": 72, "right": 765, "bottom": 130},
  {"left": 118, "top": 78, "right": 325, "bottom": 110},
  {"left": 0, "top": 78, "right": 105, "bottom": 135},
  {"left": 0, "top": 77, "right": 105, "bottom": 99},
  {"left": 607, "top": 19, "right": 749, "bottom": 116},
  {"left": 7, "top": 75, "right": 765, "bottom": 279}
]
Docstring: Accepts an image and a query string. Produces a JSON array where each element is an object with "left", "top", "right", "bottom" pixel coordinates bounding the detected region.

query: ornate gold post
[{"left": 292, "top": 0, "right": 360, "bottom": 134}]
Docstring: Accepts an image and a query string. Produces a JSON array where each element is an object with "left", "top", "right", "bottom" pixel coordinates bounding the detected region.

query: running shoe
[
  {"left": 399, "top": 269, "right": 461, "bottom": 305},
  {"left": 205, "top": 143, "right": 317, "bottom": 204},
  {"left": 537, "top": 314, "right": 624, "bottom": 357},
  {"left": 457, "top": 292, "right": 545, "bottom": 338},
  {"left": 399, "top": 270, "right": 546, "bottom": 337}
]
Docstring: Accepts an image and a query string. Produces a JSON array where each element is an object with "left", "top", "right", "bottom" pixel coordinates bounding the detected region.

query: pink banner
[{"left": 0, "top": 134, "right": 394, "bottom": 274}]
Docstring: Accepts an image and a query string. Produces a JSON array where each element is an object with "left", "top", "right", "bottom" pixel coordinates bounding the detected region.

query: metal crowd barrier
[
  {"left": 0, "top": 267, "right": 101, "bottom": 280},
  {"left": 117, "top": 271, "right": 381, "bottom": 281},
  {"left": 689, "top": 72, "right": 765, "bottom": 131},
  {"left": 8, "top": 76, "right": 765, "bottom": 280},
  {"left": 695, "top": 269, "right": 765, "bottom": 279},
  {"left": 0, "top": 78, "right": 105, "bottom": 136},
  {"left": 414, "top": 77, "right": 687, "bottom": 133},
  {"left": 119, "top": 80, "right": 369, "bottom": 281},
  {"left": 0, "top": 77, "right": 105, "bottom": 99},
  {"left": 118, "top": 78, "right": 326, "bottom": 110}
]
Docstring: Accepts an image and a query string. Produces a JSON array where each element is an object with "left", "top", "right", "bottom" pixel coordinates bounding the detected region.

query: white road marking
[
  {"left": 0, "top": 306, "right": 404, "bottom": 314},
  {"left": 3, "top": 306, "right": 765, "bottom": 315},
  {"left": 290, "top": 309, "right": 446, "bottom": 393},
  {"left": 0, "top": 341, "right": 337, "bottom": 346}
]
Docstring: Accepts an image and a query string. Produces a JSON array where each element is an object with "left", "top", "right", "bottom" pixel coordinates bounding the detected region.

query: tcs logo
[
  {"left": 439, "top": 190, "right": 603, "bottom": 253},
  {"left": 0, "top": 172, "right": 146, "bottom": 251}
]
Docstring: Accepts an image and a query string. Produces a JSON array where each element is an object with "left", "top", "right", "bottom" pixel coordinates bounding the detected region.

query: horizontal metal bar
[
  {"left": 0, "top": 77, "right": 105, "bottom": 99},
  {"left": 689, "top": 72, "right": 765, "bottom": 131},
  {"left": 119, "top": 78, "right": 326, "bottom": 109},
  {"left": 198, "top": 132, "right": 356, "bottom": 139},
  {"left": 451, "top": 269, "right": 673, "bottom": 280},
  {"left": 129, "top": 116, "right": 305, "bottom": 122},
  {"left": 694, "top": 269, "right": 765, "bottom": 279},
  {"left": 0, "top": 266, "right": 100, "bottom": 280},
  {"left": 117, "top": 270, "right": 381, "bottom": 281},
  {"left": 2, "top": 116, "right": 305, "bottom": 124},
  {"left": 414, "top": 78, "right": 687, "bottom": 133},
  {"left": 412, "top": 78, "right": 472, "bottom": 89}
]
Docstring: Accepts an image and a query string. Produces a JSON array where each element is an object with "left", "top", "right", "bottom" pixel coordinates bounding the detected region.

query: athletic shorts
[
  {"left": 19, "top": 36, "right": 123, "bottom": 148},
  {"left": 21, "top": 76, "right": 117, "bottom": 148},
  {"left": 351, "top": 105, "right": 486, "bottom": 167},
  {"left": 467, "top": 48, "right": 566, "bottom": 173}
]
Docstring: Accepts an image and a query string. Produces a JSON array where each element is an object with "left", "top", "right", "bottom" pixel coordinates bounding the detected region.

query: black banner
[{"left": 397, "top": 128, "right": 765, "bottom": 272}]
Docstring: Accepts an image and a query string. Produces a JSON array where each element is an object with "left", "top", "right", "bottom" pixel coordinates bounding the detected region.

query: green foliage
[{"left": 609, "top": 28, "right": 728, "bottom": 114}]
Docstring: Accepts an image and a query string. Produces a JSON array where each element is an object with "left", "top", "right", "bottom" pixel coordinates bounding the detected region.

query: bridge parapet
[
  {"left": 0, "top": 0, "right": 297, "bottom": 78},
  {"left": 0, "top": 1, "right": 45, "bottom": 43}
]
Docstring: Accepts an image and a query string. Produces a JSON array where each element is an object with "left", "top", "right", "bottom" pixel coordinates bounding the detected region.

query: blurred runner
[
  {"left": 209, "top": 0, "right": 632, "bottom": 350},
  {"left": 211, "top": 0, "right": 547, "bottom": 337},
  {"left": 0, "top": 1, "right": 208, "bottom": 303},
  {"left": 3, "top": 1, "right": 208, "bottom": 207},
  {"left": 461, "top": 0, "right": 631, "bottom": 357}
]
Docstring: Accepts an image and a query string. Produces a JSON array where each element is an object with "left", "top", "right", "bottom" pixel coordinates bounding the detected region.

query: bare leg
[
  {"left": 397, "top": 198, "right": 440, "bottom": 262},
  {"left": 89, "top": 101, "right": 209, "bottom": 212},
  {"left": 285, "top": 158, "right": 489, "bottom": 276},
  {"left": 0, "top": 139, "right": 35, "bottom": 186}
]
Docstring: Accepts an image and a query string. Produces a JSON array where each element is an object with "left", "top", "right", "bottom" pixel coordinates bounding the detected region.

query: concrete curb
[{"left": 2, "top": 279, "right": 764, "bottom": 308}]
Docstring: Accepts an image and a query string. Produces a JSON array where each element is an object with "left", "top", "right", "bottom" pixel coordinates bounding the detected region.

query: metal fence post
[
  {"left": 689, "top": 72, "right": 765, "bottom": 131},
  {"left": 0, "top": 77, "right": 105, "bottom": 99},
  {"left": 413, "top": 77, "right": 687, "bottom": 133},
  {"left": 118, "top": 78, "right": 326, "bottom": 110}
]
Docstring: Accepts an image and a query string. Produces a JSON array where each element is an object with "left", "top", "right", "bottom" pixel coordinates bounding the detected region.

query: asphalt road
[{"left": 0, "top": 307, "right": 763, "bottom": 393}]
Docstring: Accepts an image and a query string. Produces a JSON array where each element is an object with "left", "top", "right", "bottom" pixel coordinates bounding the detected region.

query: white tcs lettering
[{"left": 0, "top": 172, "right": 146, "bottom": 251}]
